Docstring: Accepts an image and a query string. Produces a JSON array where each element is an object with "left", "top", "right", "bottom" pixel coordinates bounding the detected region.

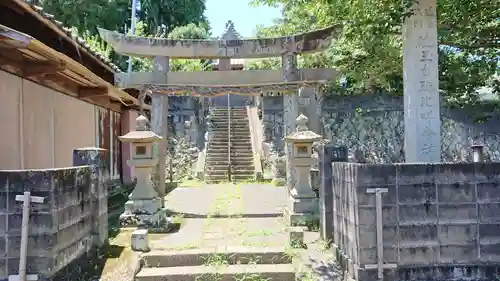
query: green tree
[
  {"left": 39, "top": 0, "right": 131, "bottom": 34},
  {"left": 139, "top": 0, "right": 209, "bottom": 35},
  {"left": 249, "top": 0, "right": 499, "bottom": 104},
  {"left": 38, "top": 0, "right": 209, "bottom": 71},
  {"left": 167, "top": 23, "right": 212, "bottom": 72}
]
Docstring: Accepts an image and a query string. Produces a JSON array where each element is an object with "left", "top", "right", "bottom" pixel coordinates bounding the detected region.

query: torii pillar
[
  {"left": 151, "top": 56, "right": 169, "bottom": 202},
  {"left": 282, "top": 53, "right": 299, "bottom": 190},
  {"left": 403, "top": 0, "right": 441, "bottom": 163}
]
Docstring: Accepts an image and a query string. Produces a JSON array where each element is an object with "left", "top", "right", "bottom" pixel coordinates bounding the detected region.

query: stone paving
[{"left": 150, "top": 183, "right": 289, "bottom": 250}]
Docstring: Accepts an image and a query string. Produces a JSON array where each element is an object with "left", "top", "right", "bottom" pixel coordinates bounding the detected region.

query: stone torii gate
[
  {"left": 98, "top": 21, "right": 339, "bottom": 192},
  {"left": 99, "top": 0, "right": 442, "bottom": 192}
]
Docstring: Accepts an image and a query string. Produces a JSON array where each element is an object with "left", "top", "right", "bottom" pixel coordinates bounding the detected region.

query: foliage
[
  {"left": 248, "top": 0, "right": 499, "bottom": 104},
  {"left": 139, "top": 0, "right": 209, "bottom": 35},
  {"left": 167, "top": 23, "right": 213, "bottom": 72},
  {"left": 38, "top": 0, "right": 209, "bottom": 71},
  {"left": 165, "top": 137, "right": 195, "bottom": 181}
]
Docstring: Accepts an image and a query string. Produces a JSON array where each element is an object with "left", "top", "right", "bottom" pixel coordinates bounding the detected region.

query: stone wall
[
  {"left": 327, "top": 161, "right": 500, "bottom": 281},
  {"left": 168, "top": 96, "right": 206, "bottom": 148},
  {"left": 262, "top": 96, "right": 285, "bottom": 150},
  {"left": 322, "top": 95, "right": 500, "bottom": 163},
  {"left": 0, "top": 148, "right": 108, "bottom": 280},
  {"left": 260, "top": 94, "right": 500, "bottom": 162}
]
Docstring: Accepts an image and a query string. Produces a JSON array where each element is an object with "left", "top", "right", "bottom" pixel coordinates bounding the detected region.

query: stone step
[
  {"left": 206, "top": 155, "right": 254, "bottom": 160},
  {"left": 211, "top": 118, "right": 249, "bottom": 121},
  {"left": 212, "top": 136, "right": 251, "bottom": 141},
  {"left": 206, "top": 159, "right": 254, "bottom": 164},
  {"left": 209, "top": 138, "right": 251, "bottom": 141},
  {"left": 206, "top": 170, "right": 255, "bottom": 176},
  {"left": 205, "top": 168, "right": 255, "bottom": 173},
  {"left": 141, "top": 247, "right": 291, "bottom": 268},
  {"left": 209, "top": 144, "right": 252, "bottom": 148},
  {"left": 210, "top": 129, "right": 250, "bottom": 133},
  {"left": 205, "top": 157, "right": 254, "bottom": 162},
  {"left": 209, "top": 142, "right": 251, "bottom": 146},
  {"left": 210, "top": 139, "right": 251, "bottom": 143},
  {"left": 211, "top": 110, "right": 247, "bottom": 113},
  {"left": 208, "top": 124, "right": 250, "bottom": 129},
  {"left": 211, "top": 122, "right": 249, "bottom": 125},
  {"left": 213, "top": 134, "right": 250, "bottom": 137},
  {"left": 210, "top": 116, "right": 248, "bottom": 119},
  {"left": 207, "top": 149, "right": 252, "bottom": 153},
  {"left": 206, "top": 155, "right": 254, "bottom": 161},
  {"left": 136, "top": 264, "right": 295, "bottom": 281},
  {"left": 231, "top": 175, "right": 255, "bottom": 181}
]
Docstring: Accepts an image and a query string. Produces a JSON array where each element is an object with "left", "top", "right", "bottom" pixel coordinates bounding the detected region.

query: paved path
[{"left": 150, "top": 183, "right": 289, "bottom": 250}]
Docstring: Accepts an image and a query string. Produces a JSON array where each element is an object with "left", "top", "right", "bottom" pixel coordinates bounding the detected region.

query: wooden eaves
[{"left": 0, "top": 24, "right": 146, "bottom": 112}]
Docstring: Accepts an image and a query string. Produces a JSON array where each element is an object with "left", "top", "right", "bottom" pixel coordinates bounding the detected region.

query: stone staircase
[
  {"left": 135, "top": 247, "right": 296, "bottom": 281},
  {"left": 204, "top": 107, "right": 255, "bottom": 183}
]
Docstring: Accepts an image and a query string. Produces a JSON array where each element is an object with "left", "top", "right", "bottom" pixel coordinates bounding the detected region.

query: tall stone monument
[{"left": 285, "top": 114, "right": 322, "bottom": 226}]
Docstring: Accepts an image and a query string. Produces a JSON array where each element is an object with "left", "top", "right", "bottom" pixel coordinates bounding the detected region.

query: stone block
[
  {"left": 397, "top": 182, "right": 436, "bottom": 205},
  {"left": 289, "top": 197, "right": 317, "bottom": 214},
  {"left": 357, "top": 164, "right": 397, "bottom": 186},
  {"left": 477, "top": 182, "right": 500, "bottom": 202},
  {"left": 288, "top": 226, "right": 305, "bottom": 247},
  {"left": 131, "top": 229, "right": 150, "bottom": 252},
  {"left": 396, "top": 163, "right": 436, "bottom": 185},
  {"left": 479, "top": 203, "right": 500, "bottom": 223},
  {"left": 120, "top": 208, "right": 170, "bottom": 231}
]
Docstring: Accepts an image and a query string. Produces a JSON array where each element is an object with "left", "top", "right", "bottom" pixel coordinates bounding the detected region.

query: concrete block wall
[
  {"left": 0, "top": 148, "right": 108, "bottom": 281},
  {"left": 330, "top": 162, "right": 500, "bottom": 281}
]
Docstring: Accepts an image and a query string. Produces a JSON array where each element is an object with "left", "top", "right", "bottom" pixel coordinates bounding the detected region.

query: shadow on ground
[{"left": 167, "top": 211, "right": 283, "bottom": 219}]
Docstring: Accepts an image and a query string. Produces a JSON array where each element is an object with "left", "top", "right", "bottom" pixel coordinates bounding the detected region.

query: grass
[
  {"left": 101, "top": 181, "right": 331, "bottom": 281},
  {"left": 178, "top": 179, "right": 205, "bottom": 187}
]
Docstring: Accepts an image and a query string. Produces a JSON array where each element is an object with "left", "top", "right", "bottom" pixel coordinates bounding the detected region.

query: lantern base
[
  {"left": 124, "top": 197, "right": 162, "bottom": 214},
  {"left": 120, "top": 206, "right": 171, "bottom": 232},
  {"left": 285, "top": 195, "right": 318, "bottom": 226}
]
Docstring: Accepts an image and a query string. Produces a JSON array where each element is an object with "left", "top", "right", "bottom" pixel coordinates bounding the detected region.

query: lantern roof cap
[{"left": 119, "top": 115, "right": 162, "bottom": 143}]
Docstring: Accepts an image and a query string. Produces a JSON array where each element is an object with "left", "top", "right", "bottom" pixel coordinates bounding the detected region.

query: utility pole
[{"left": 127, "top": 0, "right": 138, "bottom": 73}]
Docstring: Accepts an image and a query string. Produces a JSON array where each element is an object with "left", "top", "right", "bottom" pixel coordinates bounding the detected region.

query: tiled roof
[
  {"left": 219, "top": 20, "right": 242, "bottom": 41},
  {"left": 22, "top": 1, "right": 122, "bottom": 72}
]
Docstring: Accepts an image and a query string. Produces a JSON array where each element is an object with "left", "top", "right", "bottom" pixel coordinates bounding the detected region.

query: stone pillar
[
  {"left": 219, "top": 58, "right": 231, "bottom": 108},
  {"left": 219, "top": 58, "right": 231, "bottom": 71},
  {"left": 282, "top": 53, "right": 299, "bottom": 190},
  {"left": 315, "top": 144, "right": 335, "bottom": 242},
  {"left": 403, "top": 0, "right": 440, "bottom": 163},
  {"left": 151, "top": 56, "right": 169, "bottom": 201},
  {"left": 73, "top": 147, "right": 109, "bottom": 246}
]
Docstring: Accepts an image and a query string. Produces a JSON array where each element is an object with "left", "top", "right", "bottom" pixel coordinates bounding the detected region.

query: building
[{"left": 0, "top": 0, "right": 140, "bottom": 183}]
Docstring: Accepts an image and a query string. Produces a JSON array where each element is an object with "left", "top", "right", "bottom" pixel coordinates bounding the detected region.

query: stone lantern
[
  {"left": 118, "top": 115, "right": 168, "bottom": 230},
  {"left": 284, "top": 114, "right": 322, "bottom": 225}
]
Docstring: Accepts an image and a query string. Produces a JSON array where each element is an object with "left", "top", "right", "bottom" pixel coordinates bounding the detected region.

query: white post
[
  {"left": 403, "top": 0, "right": 440, "bottom": 163},
  {"left": 365, "top": 188, "right": 397, "bottom": 279},
  {"left": 9, "top": 192, "right": 44, "bottom": 281}
]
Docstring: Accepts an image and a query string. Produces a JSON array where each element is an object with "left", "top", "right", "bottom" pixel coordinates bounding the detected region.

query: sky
[{"left": 204, "top": 0, "right": 281, "bottom": 37}]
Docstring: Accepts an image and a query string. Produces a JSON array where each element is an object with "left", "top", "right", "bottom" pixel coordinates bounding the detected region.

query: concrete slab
[
  {"left": 136, "top": 264, "right": 295, "bottom": 281},
  {"left": 151, "top": 184, "right": 289, "bottom": 250}
]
